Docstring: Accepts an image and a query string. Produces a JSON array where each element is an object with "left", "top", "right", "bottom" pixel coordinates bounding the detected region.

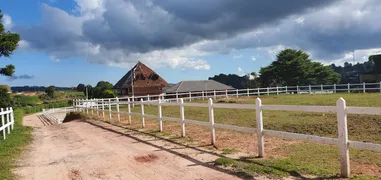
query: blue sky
[{"left": 1, "top": 0, "right": 381, "bottom": 87}]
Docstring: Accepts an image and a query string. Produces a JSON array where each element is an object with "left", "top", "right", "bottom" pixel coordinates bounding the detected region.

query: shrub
[
  {"left": 0, "top": 86, "right": 12, "bottom": 108},
  {"left": 63, "top": 112, "right": 86, "bottom": 123}
]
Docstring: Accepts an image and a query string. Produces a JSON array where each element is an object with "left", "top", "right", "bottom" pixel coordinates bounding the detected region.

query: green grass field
[
  {"left": 0, "top": 109, "right": 33, "bottom": 180},
  {"left": 112, "top": 93, "right": 381, "bottom": 178}
]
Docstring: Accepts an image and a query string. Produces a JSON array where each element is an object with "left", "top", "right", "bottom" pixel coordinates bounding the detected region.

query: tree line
[
  {"left": 76, "top": 81, "right": 115, "bottom": 99},
  {"left": 210, "top": 49, "right": 381, "bottom": 89}
]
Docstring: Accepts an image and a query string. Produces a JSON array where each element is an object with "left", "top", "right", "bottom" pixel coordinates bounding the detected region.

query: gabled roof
[
  {"left": 164, "top": 80, "right": 235, "bottom": 93},
  {"left": 113, "top": 61, "right": 168, "bottom": 89}
]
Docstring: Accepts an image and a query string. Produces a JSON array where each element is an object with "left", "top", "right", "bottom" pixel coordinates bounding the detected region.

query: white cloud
[
  {"left": 50, "top": 56, "right": 60, "bottom": 62},
  {"left": 2, "top": 14, "right": 13, "bottom": 30},
  {"left": 237, "top": 67, "right": 244, "bottom": 76},
  {"left": 251, "top": 56, "right": 256, "bottom": 61},
  {"left": 294, "top": 17, "right": 305, "bottom": 24},
  {"left": 233, "top": 54, "right": 242, "bottom": 59}
]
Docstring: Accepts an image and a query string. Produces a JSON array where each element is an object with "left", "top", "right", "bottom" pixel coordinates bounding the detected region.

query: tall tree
[
  {"left": 369, "top": 54, "right": 381, "bottom": 74},
  {"left": 0, "top": 9, "right": 20, "bottom": 76},
  {"left": 259, "top": 49, "right": 340, "bottom": 86},
  {"left": 76, "top": 83, "right": 86, "bottom": 93}
]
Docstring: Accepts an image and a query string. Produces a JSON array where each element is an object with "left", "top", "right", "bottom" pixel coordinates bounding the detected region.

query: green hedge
[{"left": 21, "top": 100, "right": 70, "bottom": 114}]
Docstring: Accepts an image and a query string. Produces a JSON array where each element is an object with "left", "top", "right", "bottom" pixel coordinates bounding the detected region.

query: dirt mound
[{"left": 63, "top": 112, "right": 86, "bottom": 123}]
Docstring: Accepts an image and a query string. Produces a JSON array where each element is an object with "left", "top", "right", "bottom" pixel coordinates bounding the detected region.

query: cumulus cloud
[
  {"left": 251, "top": 56, "right": 256, "bottom": 61},
  {"left": 7, "top": 74, "right": 35, "bottom": 81},
  {"left": 11, "top": 0, "right": 338, "bottom": 70},
  {"left": 2, "top": 14, "right": 13, "bottom": 30}
]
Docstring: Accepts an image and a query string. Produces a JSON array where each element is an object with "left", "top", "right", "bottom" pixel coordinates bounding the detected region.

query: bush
[
  {"left": 12, "top": 95, "right": 41, "bottom": 107},
  {"left": 0, "top": 86, "right": 12, "bottom": 108},
  {"left": 63, "top": 112, "right": 86, "bottom": 123}
]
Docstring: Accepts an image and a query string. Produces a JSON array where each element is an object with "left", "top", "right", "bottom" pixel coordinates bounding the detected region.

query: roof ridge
[{"left": 175, "top": 81, "right": 184, "bottom": 92}]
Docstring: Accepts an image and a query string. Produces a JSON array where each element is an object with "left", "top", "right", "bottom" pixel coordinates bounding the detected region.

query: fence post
[
  {"left": 96, "top": 99, "right": 99, "bottom": 115},
  {"left": 214, "top": 90, "right": 216, "bottom": 100},
  {"left": 189, "top": 92, "right": 192, "bottom": 102},
  {"left": 225, "top": 89, "right": 228, "bottom": 98},
  {"left": 180, "top": 98, "right": 185, "bottom": 137},
  {"left": 1, "top": 108, "right": 5, "bottom": 140},
  {"left": 202, "top": 91, "right": 205, "bottom": 100},
  {"left": 127, "top": 98, "right": 131, "bottom": 124},
  {"left": 141, "top": 99, "right": 145, "bottom": 128},
  {"left": 348, "top": 83, "right": 350, "bottom": 93},
  {"left": 236, "top": 89, "right": 239, "bottom": 97},
  {"left": 10, "top": 107, "right": 14, "bottom": 130},
  {"left": 86, "top": 99, "right": 89, "bottom": 114},
  {"left": 297, "top": 85, "right": 299, "bottom": 94},
  {"left": 208, "top": 98, "right": 216, "bottom": 145},
  {"left": 101, "top": 99, "right": 105, "bottom": 119},
  {"left": 148, "top": 94, "right": 150, "bottom": 101},
  {"left": 116, "top": 97, "right": 120, "bottom": 122},
  {"left": 321, "top": 84, "right": 323, "bottom": 93},
  {"left": 108, "top": 99, "right": 112, "bottom": 120},
  {"left": 380, "top": 81, "right": 381, "bottom": 93},
  {"left": 91, "top": 99, "right": 94, "bottom": 115},
  {"left": 6, "top": 107, "right": 10, "bottom": 134},
  {"left": 257, "top": 88, "right": 260, "bottom": 96},
  {"left": 158, "top": 98, "right": 163, "bottom": 132},
  {"left": 267, "top": 87, "right": 269, "bottom": 95},
  {"left": 285, "top": 86, "right": 288, "bottom": 94},
  {"left": 247, "top": 88, "right": 250, "bottom": 97},
  {"left": 337, "top": 98, "right": 350, "bottom": 178},
  {"left": 176, "top": 92, "right": 179, "bottom": 103},
  {"left": 256, "top": 98, "right": 264, "bottom": 158},
  {"left": 132, "top": 96, "right": 135, "bottom": 108},
  {"left": 363, "top": 82, "right": 366, "bottom": 93},
  {"left": 334, "top": 84, "right": 337, "bottom": 93},
  {"left": 309, "top": 85, "right": 312, "bottom": 94},
  {"left": 276, "top": 86, "right": 279, "bottom": 95}
]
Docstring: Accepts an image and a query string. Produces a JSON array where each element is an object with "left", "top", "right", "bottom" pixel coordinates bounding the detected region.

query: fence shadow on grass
[{"left": 82, "top": 119, "right": 253, "bottom": 180}]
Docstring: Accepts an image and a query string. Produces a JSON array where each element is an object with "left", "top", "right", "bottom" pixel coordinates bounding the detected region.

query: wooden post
[
  {"left": 380, "top": 81, "right": 381, "bottom": 93},
  {"left": 91, "top": 99, "right": 94, "bottom": 115},
  {"left": 101, "top": 99, "right": 105, "bottom": 119},
  {"left": 276, "top": 86, "right": 279, "bottom": 95},
  {"left": 267, "top": 87, "right": 269, "bottom": 96},
  {"left": 285, "top": 86, "right": 288, "bottom": 94},
  {"left": 337, "top": 98, "right": 350, "bottom": 178},
  {"left": 348, "top": 83, "right": 350, "bottom": 93},
  {"left": 108, "top": 99, "right": 112, "bottom": 120},
  {"left": 6, "top": 107, "right": 10, "bottom": 134},
  {"left": 10, "top": 107, "right": 14, "bottom": 130},
  {"left": 247, "top": 88, "right": 250, "bottom": 97},
  {"left": 96, "top": 99, "right": 99, "bottom": 115},
  {"left": 309, "top": 85, "right": 312, "bottom": 94},
  {"left": 158, "top": 98, "right": 163, "bottom": 132},
  {"left": 363, "top": 82, "right": 366, "bottom": 93},
  {"left": 132, "top": 96, "right": 135, "bottom": 108},
  {"left": 176, "top": 92, "right": 179, "bottom": 103},
  {"left": 86, "top": 99, "right": 89, "bottom": 114},
  {"left": 225, "top": 89, "right": 228, "bottom": 98},
  {"left": 321, "top": 84, "right": 323, "bottom": 93},
  {"left": 180, "top": 98, "right": 185, "bottom": 137},
  {"left": 257, "top": 88, "right": 260, "bottom": 96},
  {"left": 208, "top": 98, "right": 216, "bottom": 145},
  {"left": 116, "top": 97, "right": 120, "bottom": 122},
  {"left": 189, "top": 92, "right": 192, "bottom": 102},
  {"left": 297, "top": 85, "right": 299, "bottom": 94},
  {"left": 256, "top": 98, "right": 264, "bottom": 158},
  {"left": 236, "top": 89, "right": 239, "bottom": 97},
  {"left": 141, "top": 99, "right": 145, "bottom": 128},
  {"left": 1, "top": 108, "right": 5, "bottom": 140},
  {"left": 202, "top": 91, "right": 205, "bottom": 100},
  {"left": 148, "top": 94, "right": 150, "bottom": 101},
  {"left": 334, "top": 84, "right": 337, "bottom": 93},
  {"left": 127, "top": 98, "right": 131, "bottom": 124},
  {"left": 213, "top": 90, "right": 216, "bottom": 100}
]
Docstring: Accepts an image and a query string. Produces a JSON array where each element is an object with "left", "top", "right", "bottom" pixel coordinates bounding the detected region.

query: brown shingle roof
[{"left": 113, "top": 61, "right": 168, "bottom": 89}]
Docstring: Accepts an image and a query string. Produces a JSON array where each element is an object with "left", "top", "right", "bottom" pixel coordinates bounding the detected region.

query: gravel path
[{"left": 14, "top": 114, "right": 243, "bottom": 180}]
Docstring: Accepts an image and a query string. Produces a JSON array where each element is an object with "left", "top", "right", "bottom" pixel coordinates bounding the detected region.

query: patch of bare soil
[
  {"left": 134, "top": 154, "right": 159, "bottom": 163},
  {"left": 69, "top": 169, "right": 83, "bottom": 180}
]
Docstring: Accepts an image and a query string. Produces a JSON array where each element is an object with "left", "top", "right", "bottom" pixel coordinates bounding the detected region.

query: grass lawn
[
  {"left": 108, "top": 93, "right": 381, "bottom": 178},
  {"left": 0, "top": 109, "right": 32, "bottom": 180}
]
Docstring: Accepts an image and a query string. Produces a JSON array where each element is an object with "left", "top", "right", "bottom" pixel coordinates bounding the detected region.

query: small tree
[
  {"left": 45, "top": 86, "right": 56, "bottom": 98},
  {"left": 0, "top": 85, "right": 12, "bottom": 108},
  {"left": 76, "top": 83, "right": 86, "bottom": 93}
]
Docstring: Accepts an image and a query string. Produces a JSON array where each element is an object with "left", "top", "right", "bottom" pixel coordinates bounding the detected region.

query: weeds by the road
[{"left": 0, "top": 109, "right": 32, "bottom": 180}]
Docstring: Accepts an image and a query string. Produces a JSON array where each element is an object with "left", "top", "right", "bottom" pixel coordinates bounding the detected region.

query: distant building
[
  {"left": 113, "top": 61, "right": 168, "bottom": 96},
  {"left": 164, "top": 80, "right": 234, "bottom": 94}
]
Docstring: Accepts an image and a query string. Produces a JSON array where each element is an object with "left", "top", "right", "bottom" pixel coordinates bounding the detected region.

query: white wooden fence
[
  {"left": 74, "top": 82, "right": 381, "bottom": 105},
  {"left": 0, "top": 107, "right": 15, "bottom": 140},
  {"left": 73, "top": 97, "right": 381, "bottom": 178}
]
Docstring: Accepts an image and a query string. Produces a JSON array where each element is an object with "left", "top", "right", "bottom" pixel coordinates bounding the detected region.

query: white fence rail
[
  {"left": 42, "top": 107, "right": 75, "bottom": 124},
  {"left": 0, "top": 107, "right": 15, "bottom": 141},
  {"left": 73, "top": 97, "right": 381, "bottom": 178},
  {"left": 73, "top": 82, "right": 381, "bottom": 105}
]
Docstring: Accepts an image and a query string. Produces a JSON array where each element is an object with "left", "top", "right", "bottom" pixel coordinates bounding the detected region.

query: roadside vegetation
[{"left": 0, "top": 109, "right": 33, "bottom": 180}]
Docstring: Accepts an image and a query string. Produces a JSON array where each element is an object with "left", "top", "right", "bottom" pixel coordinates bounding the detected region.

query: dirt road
[{"left": 14, "top": 114, "right": 243, "bottom": 180}]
